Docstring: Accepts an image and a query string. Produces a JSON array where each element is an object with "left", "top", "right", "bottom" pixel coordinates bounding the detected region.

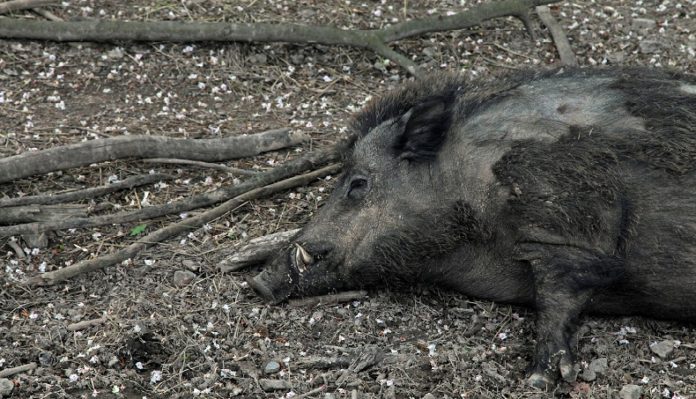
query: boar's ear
[{"left": 393, "top": 96, "right": 453, "bottom": 162}]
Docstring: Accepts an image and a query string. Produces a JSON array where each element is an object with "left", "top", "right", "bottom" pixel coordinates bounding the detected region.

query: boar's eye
[{"left": 347, "top": 176, "right": 369, "bottom": 200}]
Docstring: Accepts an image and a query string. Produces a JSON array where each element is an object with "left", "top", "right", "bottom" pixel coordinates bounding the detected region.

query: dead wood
[
  {"left": 218, "top": 229, "right": 299, "bottom": 272},
  {"left": 0, "top": 362, "right": 37, "bottom": 378},
  {"left": 26, "top": 163, "right": 341, "bottom": 286},
  {"left": 288, "top": 290, "right": 368, "bottom": 308},
  {"left": 536, "top": 5, "right": 577, "bottom": 66},
  {"left": 32, "top": 6, "right": 61, "bottom": 21},
  {"left": 0, "top": 145, "right": 338, "bottom": 238},
  {"left": 141, "top": 158, "right": 257, "bottom": 176},
  {"left": 67, "top": 316, "right": 107, "bottom": 331},
  {"left": 0, "top": 0, "right": 560, "bottom": 76},
  {"left": 0, "top": 173, "right": 172, "bottom": 208},
  {"left": 0, "top": 204, "right": 86, "bottom": 225},
  {"left": 0, "top": 128, "right": 304, "bottom": 184},
  {"left": 0, "top": 0, "right": 54, "bottom": 14}
]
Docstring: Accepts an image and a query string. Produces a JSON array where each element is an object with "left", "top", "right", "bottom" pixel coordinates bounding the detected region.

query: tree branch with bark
[{"left": 0, "top": 0, "right": 560, "bottom": 76}]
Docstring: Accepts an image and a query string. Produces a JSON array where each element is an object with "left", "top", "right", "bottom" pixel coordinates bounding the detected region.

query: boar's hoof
[{"left": 526, "top": 372, "right": 554, "bottom": 390}]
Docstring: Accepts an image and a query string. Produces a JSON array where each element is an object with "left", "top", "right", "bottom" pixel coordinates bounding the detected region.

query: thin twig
[
  {"left": 295, "top": 385, "right": 327, "bottom": 399},
  {"left": 67, "top": 316, "right": 107, "bottom": 331},
  {"left": 141, "top": 158, "right": 258, "bottom": 176},
  {"left": 536, "top": 5, "right": 577, "bottom": 66},
  {"left": 0, "top": 173, "right": 172, "bottom": 208},
  {"left": 7, "top": 239, "right": 27, "bottom": 260},
  {"left": 0, "top": 0, "right": 55, "bottom": 14},
  {"left": 32, "top": 7, "right": 62, "bottom": 21},
  {"left": 288, "top": 290, "right": 368, "bottom": 308},
  {"left": 0, "top": 362, "right": 37, "bottom": 378},
  {"left": 26, "top": 164, "right": 341, "bottom": 286}
]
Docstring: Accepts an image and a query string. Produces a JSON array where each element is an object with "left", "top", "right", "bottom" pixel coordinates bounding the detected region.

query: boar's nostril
[{"left": 294, "top": 243, "right": 314, "bottom": 273}]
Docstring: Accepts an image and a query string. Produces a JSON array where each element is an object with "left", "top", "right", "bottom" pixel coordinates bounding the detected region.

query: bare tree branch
[
  {"left": 0, "top": 204, "right": 86, "bottom": 225},
  {"left": 0, "top": 173, "right": 172, "bottom": 207},
  {"left": 0, "top": 0, "right": 54, "bottom": 14},
  {"left": 26, "top": 163, "right": 341, "bottom": 286},
  {"left": 0, "top": 0, "right": 560, "bottom": 76},
  {"left": 536, "top": 5, "right": 577, "bottom": 66},
  {"left": 288, "top": 290, "right": 369, "bottom": 308},
  {"left": 0, "top": 145, "right": 338, "bottom": 238},
  {"left": 0, "top": 128, "right": 304, "bottom": 184}
]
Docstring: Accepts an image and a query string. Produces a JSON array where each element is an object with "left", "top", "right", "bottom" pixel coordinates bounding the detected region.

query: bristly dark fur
[
  {"left": 350, "top": 201, "right": 492, "bottom": 289},
  {"left": 350, "top": 74, "right": 466, "bottom": 138}
]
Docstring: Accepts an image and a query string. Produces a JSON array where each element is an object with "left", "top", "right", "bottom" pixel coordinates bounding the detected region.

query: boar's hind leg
[{"left": 519, "top": 244, "right": 624, "bottom": 389}]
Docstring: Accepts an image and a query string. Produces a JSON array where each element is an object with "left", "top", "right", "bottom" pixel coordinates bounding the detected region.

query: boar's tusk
[{"left": 294, "top": 243, "right": 313, "bottom": 273}]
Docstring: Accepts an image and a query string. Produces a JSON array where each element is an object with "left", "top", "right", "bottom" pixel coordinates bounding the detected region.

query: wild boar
[{"left": 249, "top": 67, "right": 696, "bottom": 388}]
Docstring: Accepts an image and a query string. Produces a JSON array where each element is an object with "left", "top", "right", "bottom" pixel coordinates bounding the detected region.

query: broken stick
[
  {"left": 0, "top": 128, "right": 304, "bottom": 184},
  {"left": 536, "top": 5, "right": 577, "bottom": 66},
  {"left": 0, "top": 0, "right": 55, "bottom": 14},
  {"left": 288, "top": 290, "right": 368, "bottom": 308},
  {"left": 219, "top": 229, "right": 299, "bottom": 272}
]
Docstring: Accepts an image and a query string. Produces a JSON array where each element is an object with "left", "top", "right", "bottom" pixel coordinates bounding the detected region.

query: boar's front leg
[{"left": 518, "top": 243, "right": 624, "bottom": 388}]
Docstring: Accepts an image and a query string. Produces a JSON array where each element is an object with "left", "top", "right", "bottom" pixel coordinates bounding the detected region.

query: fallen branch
[
  {"left": 67, "top": 316, "right": 107, "bottom": 331},
  {"left": 32, "top": 7, "right": 62, "bottom": 21},
  {"left": 0, "top": 204, "right": 86, "bottom": 225},
  {"left": 0, "top": 145, "right": 337, "bottom": 238},
  {"left": 0, "top": 0, "right": 54, "bottom": 14},
  {"left": 0, "top": 173, "right": 171, "bottom": 208},
  {"left": 0, "top": 128, "right": 304, "bottom": 184},
  {"left": 219, "top": 229, "right": 299, "bottom": 272},
  {"left": 536, "top": 5, "right": 577, "bottom": 66},
  {"left": 0, "top": 0, "right": 560, "bottom": 76},
  {"left": 288, "top": 290, "right": 368, "bottom": 308},
  {"left": 0, "top": 362, "right": 37, "bottom": 378},
  {"left": 26, "top": 163, "right": 341, "bottom": 286},
  {"left": 141, "top": 158, "right": 257, "bottom": 176}
]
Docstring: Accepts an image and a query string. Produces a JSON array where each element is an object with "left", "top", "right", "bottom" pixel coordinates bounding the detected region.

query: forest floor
[{"left": 1, "top": 0, "right": 695, "bottom": 398}]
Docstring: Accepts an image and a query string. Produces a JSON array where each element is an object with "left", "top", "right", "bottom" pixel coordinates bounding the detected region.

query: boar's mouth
[{"left": 249, "top": 243, "right": 338, "bottom": 304}]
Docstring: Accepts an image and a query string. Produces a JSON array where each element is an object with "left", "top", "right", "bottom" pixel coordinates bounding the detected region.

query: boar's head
[{"left": 250, "top": 76, "right": 492, "bottom": 303}]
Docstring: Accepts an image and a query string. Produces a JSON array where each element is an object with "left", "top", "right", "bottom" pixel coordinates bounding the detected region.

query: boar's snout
[{"left": 249, "top": 241, "right": 337, "bottom": 303}]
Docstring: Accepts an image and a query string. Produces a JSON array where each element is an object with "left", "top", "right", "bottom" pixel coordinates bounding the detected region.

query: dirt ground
[{"left": 1, "top": 1, "right": 695, "bottom": 398}]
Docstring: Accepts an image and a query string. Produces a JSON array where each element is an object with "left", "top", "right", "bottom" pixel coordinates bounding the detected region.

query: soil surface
[{"left": 1, "top": 1, "right": 695, "bottom": 398}]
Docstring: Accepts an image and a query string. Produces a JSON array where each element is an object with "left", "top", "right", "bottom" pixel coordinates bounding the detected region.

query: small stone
[
  {"left": 38, "top": 351, "right": 56, "bottom": 367},
  {"left": 639, "top": 40, "right": 664, "bottom": 54},
  {"left": 107, "top": 356, "right": 120, "bottom": 368},
  {"left": 579, "top": 368, "right": 596, "bottom": 382},
  {"left": 607, "top": 51, "right": 625, "bottom": 64},
  {"left": 0, "top": 378, "right": 14, "bottom": 397},
  {"left": 264, "top": 361, "right": 280, "bottom": 375},
  {"left": 650, "top": 340, "right": 674, "bottom": 359},
  {"left": 423, "top": 394, "right": 437, "bottom": 399},
  {"left": 106, "top": 47, "right": 124, "bottom": 59},
  {"left": 589, "top": 357, "right": 608, "bottom": 375},
  {"left": 181, "top": 259, "right": 199, "bottom": 272},
  {"left": 632, "top": 18, "right": 656, "bottom": 30},
  {"left": 258, "top": 378, "right": 291, "bottom": 391},
  {"left": 580, "top": 357, "right": 607, "bottom": 382},
  {"left": 173, "top": 270, "right": 195, "bottom": 287},
  {"left": 619, "top": 384, "right": 642, "bottom": 399}
]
